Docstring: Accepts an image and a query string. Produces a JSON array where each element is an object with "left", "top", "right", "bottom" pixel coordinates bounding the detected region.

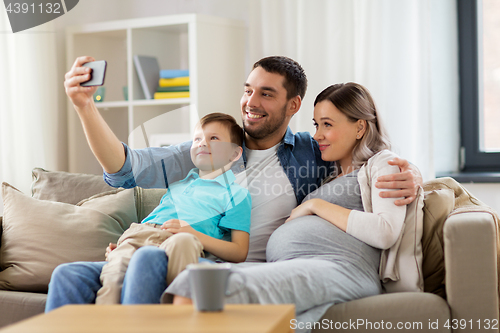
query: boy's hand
[
  {"left": 64, "top": 56, "right": 98, "bottom": 110},
  {"left": 161, "top": 219, "right": 194, "bottom": 234},
  {"left": 375, "top": 157, "right": 423, "bottom": 206},
  {"left": 105, "top": 242, "right": 117, "bottom": 261}
]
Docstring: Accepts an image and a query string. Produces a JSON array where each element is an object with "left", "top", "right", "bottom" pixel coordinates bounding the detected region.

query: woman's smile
[{"left": 318, "top": 144, "right": 329, "bottom": 151}]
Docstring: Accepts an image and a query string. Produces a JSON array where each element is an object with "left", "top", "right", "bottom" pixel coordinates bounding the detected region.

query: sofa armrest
[{"left": 444, "top": 212, "right": 499, "bottom": 332}]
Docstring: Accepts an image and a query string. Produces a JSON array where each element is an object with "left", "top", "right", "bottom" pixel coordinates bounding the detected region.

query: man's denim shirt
[{"left": 104, "top": 127, "right": 335, "bottom": 204}]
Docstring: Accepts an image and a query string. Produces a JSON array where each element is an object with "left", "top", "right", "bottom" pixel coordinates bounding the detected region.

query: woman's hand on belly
[
  {"left": 286, "top": 199, "right": 351, "bottom": 232},
  {"left": 285, "top": 199, "right": 317, "bottom": 223}
]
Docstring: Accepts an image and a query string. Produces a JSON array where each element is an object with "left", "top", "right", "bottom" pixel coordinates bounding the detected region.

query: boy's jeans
[{"left": 45, "top": 246, "right": 209, "bottom": 312}]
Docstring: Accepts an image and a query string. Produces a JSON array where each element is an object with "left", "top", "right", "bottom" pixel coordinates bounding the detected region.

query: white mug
[{"left": 187, "top": 263, "right": 246, "bottom": 311}]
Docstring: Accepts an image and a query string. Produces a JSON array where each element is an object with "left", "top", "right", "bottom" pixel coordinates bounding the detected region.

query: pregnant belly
[{"left": 266, "top": 215, "right": 381, "bottom": 266}]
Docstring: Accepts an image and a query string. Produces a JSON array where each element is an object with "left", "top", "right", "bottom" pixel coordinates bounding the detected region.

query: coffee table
[{"left": 0, "top": 304, "right": 295, "bottom": 333}]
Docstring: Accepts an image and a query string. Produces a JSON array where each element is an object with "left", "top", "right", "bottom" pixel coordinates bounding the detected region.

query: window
[{"left": 458, "top": 0, "right": 500, "bottom": 172}]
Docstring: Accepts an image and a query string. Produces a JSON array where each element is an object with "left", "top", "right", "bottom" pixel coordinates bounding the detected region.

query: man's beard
[{"left": 243, "top": 105, "right": 287, "bottom": 140}]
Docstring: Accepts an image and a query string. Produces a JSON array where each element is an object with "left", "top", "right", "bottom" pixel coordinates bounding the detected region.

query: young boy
[{"left": 96, "top": 113, "right": 251, "bottom": 304}]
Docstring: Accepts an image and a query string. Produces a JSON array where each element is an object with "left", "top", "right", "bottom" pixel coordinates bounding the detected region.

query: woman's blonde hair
[{"left": 314, "top": 83, "right": 391, "bottom": 174}]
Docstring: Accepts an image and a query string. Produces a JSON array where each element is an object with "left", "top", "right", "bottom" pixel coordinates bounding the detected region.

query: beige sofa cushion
[
  {"left": 0, "top": 182, "right": 136, "bottom": 292},
  {"left": 31, "top": 168, "right": 114, "bottom": 204},
  {"left": 0, "top": 290, "right": 46, "bottom": 328}
]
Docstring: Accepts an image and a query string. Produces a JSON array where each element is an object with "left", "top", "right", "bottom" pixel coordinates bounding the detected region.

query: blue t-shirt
[{"left": 141, "top": 168, "right": 251, "bottom": 240}]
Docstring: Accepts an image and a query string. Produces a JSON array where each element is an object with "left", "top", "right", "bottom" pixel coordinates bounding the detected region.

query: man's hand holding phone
[
  {"left": 64, "top": 56, "right": 106, "bottom": 110},
  {"left": 81, "top": 60, "right": 107, "bottom": 87},
  {"left": 65, "top": 56, "right": 126, "bottom": 175}
]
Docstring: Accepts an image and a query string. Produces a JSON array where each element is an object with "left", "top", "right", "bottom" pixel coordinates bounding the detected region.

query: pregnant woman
[{"left": 167, "top": 82, "right": 424, "bottom": 332}]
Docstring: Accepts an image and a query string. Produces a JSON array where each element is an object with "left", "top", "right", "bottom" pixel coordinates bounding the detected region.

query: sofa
[{"left": 0, "top": 168, "right": 498, "bottom": 332}]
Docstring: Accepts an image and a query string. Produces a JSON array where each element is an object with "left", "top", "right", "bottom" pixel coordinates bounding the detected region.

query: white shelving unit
[{"left": 66, "top": 14, "right": 246, "bottom": 175}]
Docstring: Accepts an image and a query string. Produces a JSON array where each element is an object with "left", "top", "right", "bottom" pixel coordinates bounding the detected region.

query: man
[{"left": 46, "top": 55, "right": 421, "bottom": 310}]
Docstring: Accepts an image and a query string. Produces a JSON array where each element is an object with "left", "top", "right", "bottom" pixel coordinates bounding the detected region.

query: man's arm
[
  {"left": 65, "top": 56, "right": 126, "bottom": 174},
  {"left": 375, "top": 157, "right": 423, "bottom": 206}
]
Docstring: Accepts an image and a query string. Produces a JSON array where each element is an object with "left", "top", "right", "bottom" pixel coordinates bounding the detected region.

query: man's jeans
[{"left": 45, "top": 246, "right": 209, "bottom": 312}]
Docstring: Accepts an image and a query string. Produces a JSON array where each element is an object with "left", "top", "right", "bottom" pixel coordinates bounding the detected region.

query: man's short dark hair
[
  {"left": 253, "top": 56, "right": 307, "bottom": 100},
  {"left": 199, "top": 112, "right": 244, "bottom": 146}
]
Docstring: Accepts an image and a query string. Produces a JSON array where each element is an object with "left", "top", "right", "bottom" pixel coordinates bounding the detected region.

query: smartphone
[{"left": 81, "top": 60, "right": 107, "bottom": 86}]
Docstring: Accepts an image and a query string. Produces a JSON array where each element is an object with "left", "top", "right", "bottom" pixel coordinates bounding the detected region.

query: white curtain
[
  {"left": 248, "top": 0, "right": 460, "bottom": 181},
  {"left": 0, "top": 11, "right": 60, "bottom": 214}
]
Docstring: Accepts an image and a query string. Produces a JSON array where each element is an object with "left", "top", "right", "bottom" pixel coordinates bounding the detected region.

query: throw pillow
[
  {"left": 0, "top": 182, "right": 137, "bottom": 292},
  {"left": 134, "top": 187, "right": 168, "bottom": 221},
  {"left": 31, "top": 168, "right": 115, "bottom": 204}
]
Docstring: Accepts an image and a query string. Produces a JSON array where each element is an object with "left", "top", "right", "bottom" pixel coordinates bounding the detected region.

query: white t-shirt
[{"left": 235, "top": 144, "right": 297, "bottom": 262}]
